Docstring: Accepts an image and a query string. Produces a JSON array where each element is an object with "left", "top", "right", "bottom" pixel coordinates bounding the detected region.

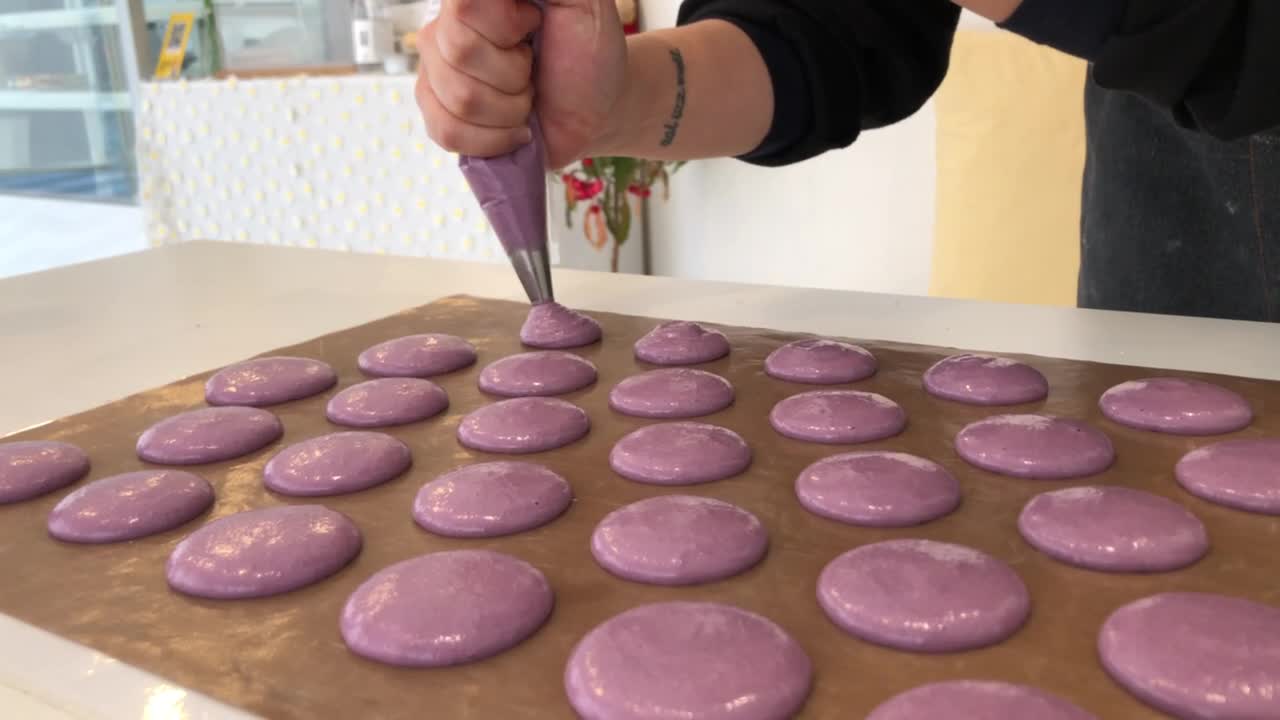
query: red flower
[
  {"left": 588, "top": 205, "right": 602, "bottom": 215},
  {"left": 582, "top": 158, "right": 594, "bottom": 167},
  {"left": 627, "top": 184, "right": 652, "bottom": 198},
  {"left": 573, "top": 178, "right": 602, "bottom": 201}
]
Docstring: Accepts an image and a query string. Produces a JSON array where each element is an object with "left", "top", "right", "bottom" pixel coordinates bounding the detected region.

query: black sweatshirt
[{"left": 677, "top": 0, "right": 1280, "bottom": 166}]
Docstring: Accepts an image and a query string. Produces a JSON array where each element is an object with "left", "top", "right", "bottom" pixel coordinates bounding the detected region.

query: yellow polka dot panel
[{"left": 134, "top": 74, "right": 624, "bottom": 269}]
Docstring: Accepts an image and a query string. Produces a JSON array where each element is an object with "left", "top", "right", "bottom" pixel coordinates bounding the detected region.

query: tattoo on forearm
[{"left": 660, "top": 49, "right": 686, "bottom": 147}]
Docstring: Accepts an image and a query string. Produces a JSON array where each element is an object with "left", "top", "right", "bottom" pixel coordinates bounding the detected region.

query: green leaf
[
  {"left": 616, "top": 199, "right": 632, "bottom": 245},
  {"left": 612, "top": 157, "right": 638, "bottom": 189}
]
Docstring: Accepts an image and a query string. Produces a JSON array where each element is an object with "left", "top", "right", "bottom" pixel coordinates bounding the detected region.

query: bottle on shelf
[{"left": 351, "top": 0, "right": 393, "bottom": 72}]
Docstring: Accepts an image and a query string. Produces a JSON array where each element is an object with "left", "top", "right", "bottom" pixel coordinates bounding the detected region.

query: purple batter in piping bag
[{"left": 458, "top": 0, "right": 553, "bottom": 304}]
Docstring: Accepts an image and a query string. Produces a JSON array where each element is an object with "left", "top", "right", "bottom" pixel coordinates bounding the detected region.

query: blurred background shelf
[
  {"left": 0, "top": 90, "right": 132, "bottom": 111},
  {"left": 0, "top": 1, "right": 143, "bottom": 201},
  {"left": 0, "top": 6, "right": 119, "bottom": 31}
]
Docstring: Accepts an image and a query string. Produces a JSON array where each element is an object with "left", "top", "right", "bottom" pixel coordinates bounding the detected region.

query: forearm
[{"left": 587, "top": 20, "right": 773, "bottom": 161}]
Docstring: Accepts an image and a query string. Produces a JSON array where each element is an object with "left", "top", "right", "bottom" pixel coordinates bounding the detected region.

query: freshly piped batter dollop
[
  {"left": 633, "top": 321, "right": 730, "bottom": 365},
  {"left": 519, "top": 302, "right": 602, "bottom": 349}
]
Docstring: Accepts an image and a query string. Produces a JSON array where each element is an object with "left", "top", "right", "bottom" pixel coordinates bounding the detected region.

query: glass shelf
[
  {"left": 0, "top": 1, "right": 140, "bottom": 201},
  {"left": 0, "top": 90, "right": 132, "bottom": 111},
  {"left": 0, "top": 6, "right": 118, "bottom": 32}
]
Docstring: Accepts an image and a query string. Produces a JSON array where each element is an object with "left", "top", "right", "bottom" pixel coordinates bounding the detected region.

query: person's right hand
[{"left": 416, "top": 0, "right": 627, "bottom": 169}]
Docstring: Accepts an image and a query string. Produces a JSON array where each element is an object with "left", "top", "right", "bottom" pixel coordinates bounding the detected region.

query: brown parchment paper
[{"left": 2, "top": 295, "right": 1278, "bottom": 720}]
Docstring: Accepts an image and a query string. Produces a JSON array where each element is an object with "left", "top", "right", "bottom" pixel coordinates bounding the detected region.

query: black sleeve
[
  {"left": 1003, "top": 0, "right": 1280, "bottom": 140},
  {"left": 677, "top": 0, "right": 961, "bottom": 166}
]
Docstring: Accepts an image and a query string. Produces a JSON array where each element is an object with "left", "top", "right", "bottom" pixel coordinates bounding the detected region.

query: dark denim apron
[{"left": 1080, "top": 77, "right": 1280, "bottom": 322}]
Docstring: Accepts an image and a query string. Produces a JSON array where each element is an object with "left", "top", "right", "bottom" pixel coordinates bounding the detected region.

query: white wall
[
  {"left": 647, "top": 112, "right": 937, "bottom": 294},
  {"left": 0, "top": 196, "right": 146, "bottom": 279},
  {"left": 642, "top": 6, "right": 993, "bottom": 294}
]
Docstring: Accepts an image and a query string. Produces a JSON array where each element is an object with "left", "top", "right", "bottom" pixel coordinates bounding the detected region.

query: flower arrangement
[
  {"left": 561, "top": 157, "right": 683, "bottom": 272},
  {"left": 557, "top": 0, "right": 682, "bottom": 273}
]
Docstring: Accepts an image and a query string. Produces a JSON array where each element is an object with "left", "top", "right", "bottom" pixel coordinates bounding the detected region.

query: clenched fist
[{"left": 416, "top": 0, "right": 627, "bottom": 168}]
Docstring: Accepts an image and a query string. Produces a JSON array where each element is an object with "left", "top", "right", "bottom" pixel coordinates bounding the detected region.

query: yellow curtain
[{"left": 930, "top": 30, "right": 1088, "bottom": 306}]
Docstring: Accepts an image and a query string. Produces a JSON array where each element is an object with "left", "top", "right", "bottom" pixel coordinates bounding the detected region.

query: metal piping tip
[{"left": 508, "top": 248, "right": 554, "bottom": 305}]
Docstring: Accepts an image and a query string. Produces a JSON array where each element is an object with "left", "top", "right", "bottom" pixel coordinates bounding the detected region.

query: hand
[{"left": 416, "top": 0, "right": 627, "bottom": 168}]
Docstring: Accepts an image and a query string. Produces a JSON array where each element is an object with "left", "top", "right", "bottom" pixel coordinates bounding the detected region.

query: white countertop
[{"left": 1, "top": 240, "right": 1277, "bottom": 718}]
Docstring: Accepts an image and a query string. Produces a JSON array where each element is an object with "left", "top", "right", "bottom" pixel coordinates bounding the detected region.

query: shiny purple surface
[
  {"left": 769, "top": 390, "right": 906, "bottom": 444},
  {"left": 459, "top": 113, "right": 547, "bottom": 254},
  {"left": 340, "top": 550, "right": 553, "bottom": 667},
  {"left": 519, "top": 302, "right": 602, "bottom": 349},
  {"left": 412, "top": 461, "right": 572, "bottom": 537},
  {"left": 609, "top": 422, "right": 751, "bottom": 485},
  {"left": 48, "top": 469, "right": 213, "bottom": 543},
  {"left": 922, "top": 354, "right": 1049, "bottom": 406},
  {"left": 565, "top": 602, "right": 812, "bottom": 720},
  {"left": 204, "top": 356, "right": 337, "bottom": 407},
  {"left": 264, "top": 431, "right": 412, "bottom": 497},
  {"left": 817, "top": 539, "right": 1030, "bottom": 652},
  {"left": 357, "top": 334, "right": 477, "bottom": 378},
  {"left": 867, "top": 681, "right": 1097, "bottom": 720},
  {"left": 633, "top": 321, "right": 730, "bottom": 366},
  {"left": 0, "top": 441, "right": 89, "bottom": 505},
  {"left": 764, "top": 338, "right": 878, "bottom": 385},
  {"left": 167, "top": 505, "right": 361, "bottom": 599},
  {"left": 1099, "top": 377, "right": 1253, "bottom": 435},
  {"left": 1018, "top": 486, "right": 1208, "bottom": 572},
  {"left": 457, "top": 397, "right": 590, "bottom": 454},
  {"left": 136, "top": 406, "right": 283, "bottom": 466},
  {"left": 1176, "top": 438, "right": 1280, "bottom": 514},
  {"left": 325, "top": 378, "right": 449, "bottom": 428},
  {"left": 608, "top": 368, "right": 735, "bottom": 419},
  {"left": 954, "top": 414, "right": 1115, "bottom": 479},
  {"left": 590, "top": 495, "right": 768, "bottom": 585},
  {"left": 795, "top": 451, "right": 960, "bottom": 527},
  {"left": 1099, "top": 592, "right": 1280, "bottom": 719},
  {"left": 478, "top": 351, "right": 598, "bottom": 397}
]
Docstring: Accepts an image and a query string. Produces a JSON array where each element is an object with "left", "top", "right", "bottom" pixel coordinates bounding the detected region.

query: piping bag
[{"left": 458, "top": 0, "right": 553, "bottom": 305}]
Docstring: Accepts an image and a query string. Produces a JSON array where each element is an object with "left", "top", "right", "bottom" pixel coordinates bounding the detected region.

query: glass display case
[
  {"left": 0, "top": 1, "right": 143, "bottom": 200},
  {"left": 211, "top": 0, "right": 347, "bottom": 71}
]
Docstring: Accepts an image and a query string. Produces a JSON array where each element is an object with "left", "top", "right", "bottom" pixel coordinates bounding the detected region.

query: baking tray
[{"left": 1, "top": 295, "right": 1277, "bottom": 719}]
